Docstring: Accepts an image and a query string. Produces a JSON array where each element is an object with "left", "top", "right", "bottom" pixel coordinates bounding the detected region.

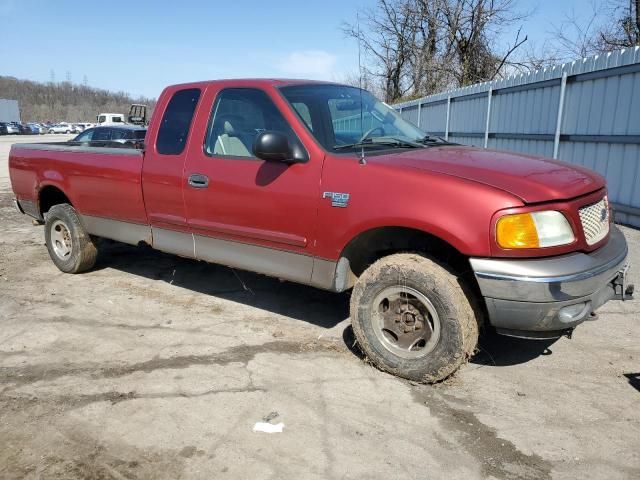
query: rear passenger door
[
  {"left": 142, "top": 87, "right": 202, "bottom": 257},
  {"left": 182, "top": 86, "right": 323, "bottom": 285}
]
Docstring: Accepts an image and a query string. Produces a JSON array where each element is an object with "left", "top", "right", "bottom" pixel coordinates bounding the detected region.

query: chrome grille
[{"left": 579, "top": 197, "right": 610, "bottom": 246}]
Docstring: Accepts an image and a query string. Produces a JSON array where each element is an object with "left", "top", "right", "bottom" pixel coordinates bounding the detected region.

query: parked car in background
[
  {"left": 24, "top": 123, "right": 42, "bottom": 135},
  {"left": 96, "top": 113, "right": 125, "bottom": 125},
  {"left": 0, "top": 122, "right": 8, "bottom": 135},
  {"left": 48, "top": 123, "right": 74, "bottom": 134},
  {"left": 70, "top": 125, "right": 147, "bottom": 148},
  {"left": 14, "top": 123, "right": 31, "bottom": 135},
  {"left": 4, "top": 123, "right": 20, "bottom": 134},
  {"left": 78, "top": 122, "right": 94, "bottom": 131}
]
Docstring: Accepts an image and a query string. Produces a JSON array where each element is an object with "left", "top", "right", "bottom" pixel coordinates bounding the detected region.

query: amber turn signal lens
[{"left": 496, "top": 213, "right": 540, "bottom": 249}]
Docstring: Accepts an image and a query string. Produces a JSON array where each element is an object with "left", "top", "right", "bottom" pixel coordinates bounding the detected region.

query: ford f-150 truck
[{"left": 9, "top": 79, "right": 633, "bottom": 382}]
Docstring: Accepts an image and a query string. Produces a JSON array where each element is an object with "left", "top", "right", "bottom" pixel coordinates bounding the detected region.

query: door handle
[{"left": 188, "top": 173, "right": 209, "bottom": 188}]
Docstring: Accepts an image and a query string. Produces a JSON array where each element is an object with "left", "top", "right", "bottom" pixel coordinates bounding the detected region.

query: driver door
[{"left": 182, "top": 85, "right": 323, "bottom": 284}]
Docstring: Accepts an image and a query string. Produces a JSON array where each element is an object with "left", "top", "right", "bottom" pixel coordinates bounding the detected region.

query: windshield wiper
[
  {"left": 418, "top": 135, "right": 454, "bottom": 145},
  {"left": 333, "top": 138, "right": 423, "bottom": 151}
]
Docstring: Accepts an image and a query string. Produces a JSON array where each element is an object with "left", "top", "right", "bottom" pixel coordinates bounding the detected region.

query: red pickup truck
[{"left": 9, "top": 79, "right": 632, "bottom": 382}]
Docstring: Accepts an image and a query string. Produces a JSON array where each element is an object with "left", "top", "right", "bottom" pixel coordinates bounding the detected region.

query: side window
[
  {"left": 92, "top": 128, "right": 111, "bottom": 141},
  {"left": 76, "top": 129, "right": 94, "bottom": 142},
  {"left": 204, "top": 88, "right": 299, "bottom": 158},
  {"left": 111, "top": 117, "right": 122, "bottom": 123},
  {"left": 111, "top": 129, "right": 128, "bottom": 140},
  {"left": 157, "top": 88, "right": 201, "bottom": 155},
  {"left": 291, "top": 102, "right": 313, "bottom": 131}
]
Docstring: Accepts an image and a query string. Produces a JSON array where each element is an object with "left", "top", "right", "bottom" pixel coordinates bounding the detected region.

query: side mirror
[{"left": 253, "top": 131, "right": 307, "bottom": 163}]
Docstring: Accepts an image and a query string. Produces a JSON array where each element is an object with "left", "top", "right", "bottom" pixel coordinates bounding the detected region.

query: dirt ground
[{"left": 1, "top": 134, "right": 639, "bottom": 480}]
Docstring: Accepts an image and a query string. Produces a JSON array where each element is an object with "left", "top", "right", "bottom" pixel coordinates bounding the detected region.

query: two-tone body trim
[{"left": 75, "top": 217, "right": 339, "bottom": 291}]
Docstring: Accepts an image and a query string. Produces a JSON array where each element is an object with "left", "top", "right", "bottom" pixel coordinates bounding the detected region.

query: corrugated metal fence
[{"left": 394, "top": 47, "right": 640, "bottom": 227}]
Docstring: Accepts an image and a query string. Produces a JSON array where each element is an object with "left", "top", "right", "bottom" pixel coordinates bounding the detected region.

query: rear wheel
[
  {"left": 350, "top": 253, "right": 478, "bottom": 383},
  {"left": 44, "top": 204, "right": 97, "bottom": 273}
]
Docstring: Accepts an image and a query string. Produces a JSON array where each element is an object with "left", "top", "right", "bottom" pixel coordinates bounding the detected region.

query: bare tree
[
  {"left": 343, "top": 0, "right": 418, "bottom": 102},
  {"left": 549, "top": 1, "right": 602, "bottom": 60},
  {"left": 0, "top": 75, "right": 156, "bottom": 123},
  {"left": 438, "top": 0, "right": 528, "bottom": 85},
  {"left": 596, "top": 0, "right": 640, "bottom": 49},
  {"left": 547, "top": 0, "right": 639, "bottom": 62},
  {"left": 343, "top": 0, "right": 529, "bottom": 102}
]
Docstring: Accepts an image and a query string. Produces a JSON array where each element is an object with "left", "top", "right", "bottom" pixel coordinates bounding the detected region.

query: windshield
[{"left": 280, "top": 84, "right": 431, "bottom": 152}]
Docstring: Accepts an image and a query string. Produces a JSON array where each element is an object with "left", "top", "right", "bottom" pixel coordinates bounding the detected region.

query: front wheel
[
  {"left": 44, "top": 204, "right": 97, "bottom": 273},
  {"left": 350, "top": 253, "right": 478, "bottom": 383}
]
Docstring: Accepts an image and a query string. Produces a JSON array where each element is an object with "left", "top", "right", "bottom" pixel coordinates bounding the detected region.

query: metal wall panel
[
  {"left": 489, "top": 138, "right": 555, "bottom": 157},
  {"left": 395, "top": 47, "right": 640, "bottom": 227},
  {"left": 0, "top": 99, "right": 20, "bottom": 122},
  {"left": 449, "top": 96, "right": 487, "bottom": 134},
  {"left": 401, "top": 105, "right": 419, "bottom": 124},
  {"left": 420, "top": 101, "right": 448, "bottom": 132}
]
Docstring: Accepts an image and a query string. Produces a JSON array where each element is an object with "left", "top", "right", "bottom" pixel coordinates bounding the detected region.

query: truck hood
[{"left": 372, "top": 146, "right": 605, "bottom": 204}]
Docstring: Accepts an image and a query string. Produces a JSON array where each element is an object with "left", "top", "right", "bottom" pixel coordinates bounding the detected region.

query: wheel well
[
  {"left": 338, "top": 227, "right": 486, "bottom": 325},
  {"left": 38, "top": 186, "right": 71, "bottom": 217},
  {"left": 341, "top": 227, "right": 469, "bottom": 279}
]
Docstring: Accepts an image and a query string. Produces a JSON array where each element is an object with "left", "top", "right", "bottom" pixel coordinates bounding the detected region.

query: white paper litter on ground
[{"left": 252, "top": 422, "right": 285, "bottom": 433}]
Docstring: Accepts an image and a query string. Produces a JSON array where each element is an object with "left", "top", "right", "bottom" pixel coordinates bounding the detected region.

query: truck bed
[{"left": 9, "top": 142, "right": 147, "bottom": 225}]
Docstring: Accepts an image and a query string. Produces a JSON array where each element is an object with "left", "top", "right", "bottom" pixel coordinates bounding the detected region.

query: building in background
[{"left": 0, "top": 99, "right": 20, "bottom": 122}]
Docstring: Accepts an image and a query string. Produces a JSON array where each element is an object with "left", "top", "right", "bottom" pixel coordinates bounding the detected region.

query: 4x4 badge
[{"left": 323, "top": 192, "right": 350, "bottom": 208}]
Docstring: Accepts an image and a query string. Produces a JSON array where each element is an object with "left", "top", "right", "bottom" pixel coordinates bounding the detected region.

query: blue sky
[{"left": 0, "top": 0, "right": 586, "bottom": 98}]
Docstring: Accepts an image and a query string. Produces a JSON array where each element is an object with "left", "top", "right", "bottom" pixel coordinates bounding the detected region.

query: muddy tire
[
  {"left": 44, "top": 204, "right": 97, "bottom": 273},
  {"left": 350, "top": 253, "right": 478, "bottom": 383}
]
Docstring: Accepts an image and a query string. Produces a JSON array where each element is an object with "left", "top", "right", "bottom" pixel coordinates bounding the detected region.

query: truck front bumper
[{"left": 470, "top": 226, "right": 632, "bottom": 338}]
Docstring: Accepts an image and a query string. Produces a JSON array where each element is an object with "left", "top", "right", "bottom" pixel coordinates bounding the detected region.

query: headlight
[{"left": 496, "top": 211, "right": 575, "bottom": 249}]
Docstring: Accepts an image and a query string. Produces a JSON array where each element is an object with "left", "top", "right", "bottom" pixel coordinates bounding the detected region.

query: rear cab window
[{"left": 157, "top": 88, "right": 202, "bottom": 155}]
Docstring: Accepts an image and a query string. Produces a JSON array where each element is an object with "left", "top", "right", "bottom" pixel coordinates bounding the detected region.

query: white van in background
[{"left": 96, "top": 113, "right": 125, "bottom": 125}]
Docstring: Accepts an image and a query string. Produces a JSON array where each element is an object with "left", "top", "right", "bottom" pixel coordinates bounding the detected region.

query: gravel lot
[{"left": 1, "top": 134, "right": 639, "bottom": 479}]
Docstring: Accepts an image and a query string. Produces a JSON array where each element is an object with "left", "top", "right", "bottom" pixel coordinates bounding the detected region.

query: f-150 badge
[{"left": 323, "top": 192, "right": 350, "bottom": 208}]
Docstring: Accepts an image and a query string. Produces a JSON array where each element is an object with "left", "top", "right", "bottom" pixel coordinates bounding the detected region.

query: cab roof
[{"left": 162, "top": 78, "right": 347, "bottom": 92}]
